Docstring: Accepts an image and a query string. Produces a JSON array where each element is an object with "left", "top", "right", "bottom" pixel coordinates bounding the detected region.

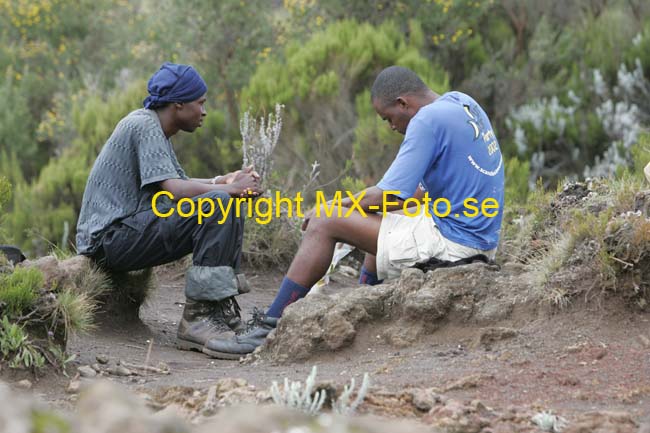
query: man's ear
[
  {"left": 174, "top": 102, "right": 184, "bottom": 110},
  {"left": 396, "top": 96, "right": 408, "bottom": 109}
]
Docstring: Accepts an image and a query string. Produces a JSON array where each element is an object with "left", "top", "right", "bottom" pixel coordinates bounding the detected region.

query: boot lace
[
  {"left": 218, "top": 297, "right": 241, "bottom": 322},
  {"left": 243, "top": 307, "right": 267, "bottom": 332},
  {"left": 203, "top": 297, "right": 241, "bottom": 332}
]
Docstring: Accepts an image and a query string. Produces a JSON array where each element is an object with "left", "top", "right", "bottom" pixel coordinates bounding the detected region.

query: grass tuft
[{"left": 0, "top": 267, "right": 43, "bottom": 317}]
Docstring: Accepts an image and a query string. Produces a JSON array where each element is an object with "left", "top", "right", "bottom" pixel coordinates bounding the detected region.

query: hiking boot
[
  {"left": 176, "top": 297, "right": 245, "bottom": 352},
  {"left": 202, "top": 308, "right": 278, "bottom": 360}
]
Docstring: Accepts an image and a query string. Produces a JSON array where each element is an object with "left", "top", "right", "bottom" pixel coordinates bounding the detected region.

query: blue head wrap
[{"left": 143, "top": 62, "right": 207, "bottom": 109}]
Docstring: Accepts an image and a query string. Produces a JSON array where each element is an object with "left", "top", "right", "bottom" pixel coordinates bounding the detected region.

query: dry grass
[{"left": 504, "top": 176, "right": 650, "bottom": 310}]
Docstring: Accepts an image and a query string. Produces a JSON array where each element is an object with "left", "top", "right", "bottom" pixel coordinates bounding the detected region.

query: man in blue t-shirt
[{"left": 203, "top": 66, "right": 504, "bottom": 359}]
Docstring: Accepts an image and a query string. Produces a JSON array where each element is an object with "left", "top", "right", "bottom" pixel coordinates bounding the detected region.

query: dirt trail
[{"left": 4, "top": 265, "right": 650, "bottom": 426}]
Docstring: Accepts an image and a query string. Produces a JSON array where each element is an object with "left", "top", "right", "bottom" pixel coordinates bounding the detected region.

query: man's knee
[
  {"left": 196, "top": 192, "right": 246, "bottom": 235},
  {"left": 306, "top": 212, "right": 341, "bottom": 236},
  {"left": 201, "top": 189, "right": 231, "bottom": 204}
]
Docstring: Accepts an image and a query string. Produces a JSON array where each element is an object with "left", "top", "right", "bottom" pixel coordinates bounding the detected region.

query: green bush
[
  {"left": 630, "top": 133, "right": 650, "bottom": 180},
  {"left": 4, "top": 82, "right": 145, "bottom": 255},
  {"left": 0, "top": 267, "right": 43, "bottom": 317},
  {"left": 504, "top": 157, "right": 530, "bottom": 207},
  {"left": 242, "top": 19, "right": 449, "bottom": 190},
  {"left": 0, "top": 177, "right": 10, "bottom": 213}
]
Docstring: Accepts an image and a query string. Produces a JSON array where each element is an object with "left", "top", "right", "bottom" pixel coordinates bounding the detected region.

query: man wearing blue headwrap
[{"left": 76, "top": 62, "right": 262, "bottom": 355}]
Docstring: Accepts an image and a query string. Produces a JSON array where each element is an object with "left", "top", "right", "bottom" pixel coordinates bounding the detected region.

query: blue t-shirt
[{"left": 377, "top": 91, "right": 504, "bottom": 250}]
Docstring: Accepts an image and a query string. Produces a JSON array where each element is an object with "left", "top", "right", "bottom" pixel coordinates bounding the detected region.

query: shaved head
[{"left": 370, "top": 66, "right": 428, "bottom": 106}]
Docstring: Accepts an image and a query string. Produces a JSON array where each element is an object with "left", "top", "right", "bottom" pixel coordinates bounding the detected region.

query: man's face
[
  {"left": 176, "top": 94, "right": 207, "bottom": 132},
  {"left": 372, "top": 97, "right": 412, "bottom": 135}
]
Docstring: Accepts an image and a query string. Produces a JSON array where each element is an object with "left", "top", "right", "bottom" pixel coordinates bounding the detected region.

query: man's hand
[
  {"left": 230, "top": 165, "right": 262, "bottom": 198},
  {"left": 222, "top": 165, "right": 261, "bottom": 185}
]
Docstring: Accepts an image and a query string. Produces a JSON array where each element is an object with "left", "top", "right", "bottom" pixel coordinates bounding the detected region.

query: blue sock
[
  {"left": 267, "top": 277, "right": 310, "bottom": 318},
  {"left": 359, "top": 265, "right": 383, "bottom": 285}
]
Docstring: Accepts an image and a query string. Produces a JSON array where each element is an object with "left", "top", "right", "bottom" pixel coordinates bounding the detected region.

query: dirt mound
[{"left": 252, "top": 262, "right": 534, "bottom": 363}]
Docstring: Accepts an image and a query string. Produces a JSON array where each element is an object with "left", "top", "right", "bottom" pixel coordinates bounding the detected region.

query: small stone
[
  {"left": 96, "top": 354, "right": 109, "bottom": 364},
  {"left": 473, "top": 327, "right": 518, "bottom": 350},
  {"left": 78, "top": 365, "right": 97, "bottom": 378},
  {"left": 410, "top": 388, "right": 439, "bottom": 411},
  {"left": 639, "top": 334, "right": 650, "bottom": 348},
  {"left": 588, "top": 347, "right": 607, "bottom": 360},
  {"left": 107, "top": 366, "right": 132, "bottom": 376},
  {"left": 66, "top": 380, "right": 81, "bottom": 394},
  {"left": 91, "top": 363, "right": 102, "bottom": 373},
  {"left": 16, "top": 379, "right": 32, "bottom": 390}
]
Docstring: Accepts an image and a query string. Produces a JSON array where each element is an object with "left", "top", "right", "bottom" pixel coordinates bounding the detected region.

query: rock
[
  {"left": 638, "top": 334, "right": 650, "bottom": 348},
  {"left": 96, "top": 354, "right": 110, "bottom": 364},
  {"left": 397, "top": 268, "right": 425, "bottom": 294},
  {"left": 344, "top": 284, "right": 394, "bottom": 318},
  {"left": 79, "top": 365, "right": 98, "bottom": 378},
  {"left": 152, "top": 403, "right": 192, "bottom": 421},
  {"left": 92, "top": 363, "right": 103, "bottom": 373},
  {"left": 321, "top": 312, "right": 357, "bottom": 350},
  {"left": 565, "top": 411, "right": 638, "bottom": 433},
  {"left": 382, "top": 321, "right": 424, "bottom": 348},
  {"left": 21, "top": 256, "right": 64, "bottom": 290},
  {"left": 409, "top": 388, "right": 440, "bottom": 412},
  {"left": 76, "top": 381, "right": 188, "bottom": 433},
  {"left": 474, "top": 298, "right": 514, "bottom": 323},
  {"left": 402, "top": 286, "right": 452, "bottom": 321},
  {"left": 439, "top": 374, "right": 495, "bottom": 392},
  {"left": 0, "top": 382, "right": 69, "bottom": 433},
  {"left": 59, "top": 255, "right": 92, "bottom": 279},
  {"left": 67, "top": 380, "right": 82, "bottom": 394},
  {"left": 261, "top": 290, "right": 371, "bottom": 362},
  {"left": 107, "top": 366, "right": 133, "bottom": 376},
  {"left": 196, "top": 404, "right": 434, "bottom": 433},
  {"left": 472, "top": 327, "right": 518, "bottom": 350},
  {"left": 590, "top": 347, "right": 608, "bottom": 360},
  {"left": 254, "top": 255, "right": 531, "bottom": 362},
  {"left": 16, "top": 380, "right": 32, "bottom": 390}
]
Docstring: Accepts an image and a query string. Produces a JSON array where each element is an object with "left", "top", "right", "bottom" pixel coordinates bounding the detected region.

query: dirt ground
[{"left": 3, "top": 264, "right": 650, "bottom": 426}]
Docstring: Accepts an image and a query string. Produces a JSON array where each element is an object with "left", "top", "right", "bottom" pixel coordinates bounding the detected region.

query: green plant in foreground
[
  {"left": 31, "top": 410, "right": 72, "bottom": 433},
  {"left": 53, "top": 289, "right": 97, "bottom": 339},
  {"left": 270, "top": 366, "right": 370, "bottom": 415},
  {"left": 532, "top": 411, "right": 568, "bottom": 432},
  {"left": 48, "top": 344, "right": 77, "bottom": 376},
  {"left": 0, "top": 267, "right": 43, "bottom": 317},
  {"left": 0, "top": 316, "right": 45, "bottom": 370}
]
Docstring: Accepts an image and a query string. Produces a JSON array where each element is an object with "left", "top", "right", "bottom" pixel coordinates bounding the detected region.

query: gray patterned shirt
[{"left": 76, "top": 109, "right": 187, "bottom": 255}]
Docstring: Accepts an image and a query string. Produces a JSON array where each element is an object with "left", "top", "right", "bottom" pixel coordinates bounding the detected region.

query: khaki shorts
[{"left": 376, "top": 209, "right": 496, "bottom": 280}]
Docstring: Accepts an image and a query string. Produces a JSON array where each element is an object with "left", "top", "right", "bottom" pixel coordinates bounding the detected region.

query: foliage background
[{"left": 0, "top": 0, "right": 649, "bottom": 256}]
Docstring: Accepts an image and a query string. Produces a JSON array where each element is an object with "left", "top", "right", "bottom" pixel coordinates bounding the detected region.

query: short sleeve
[
  {"left": 376, "top": 116, "right": 441, "bottom": 199},
  {"left": 133, "top": 119, "right": 182, "bottom": 188}
]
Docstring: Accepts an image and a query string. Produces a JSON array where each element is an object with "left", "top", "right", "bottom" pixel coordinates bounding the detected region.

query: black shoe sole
[
  {"left": 202, "top": 346, "right": 251, "bottom": 360},
  {"left": 176, "top": 338, "right": 204, "bottom": 352}
]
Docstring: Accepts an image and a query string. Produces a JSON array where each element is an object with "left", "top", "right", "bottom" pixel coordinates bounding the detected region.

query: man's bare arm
[
  {"left": 189, "top": 177, "right": 226, "bottom": 185},
  {"left": 160, "top": 179, "right": 237, "bottom": 199}
]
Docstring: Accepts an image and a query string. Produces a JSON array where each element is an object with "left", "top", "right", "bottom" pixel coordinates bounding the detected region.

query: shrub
[
  {"left": 241, "top": 19, "right": 449, "bottom": 191},
  {"left": 0, "top": 267, "right": 43, "bottom": 317}
]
